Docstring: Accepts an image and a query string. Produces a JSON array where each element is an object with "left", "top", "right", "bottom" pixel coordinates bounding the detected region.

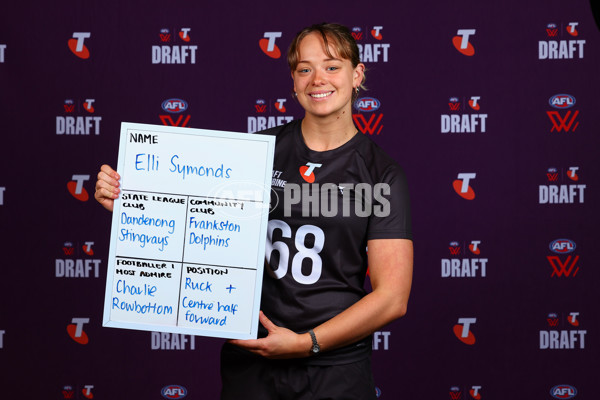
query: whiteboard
[{"left": 102, "top": 122, "right": 275, "bottom": 339}]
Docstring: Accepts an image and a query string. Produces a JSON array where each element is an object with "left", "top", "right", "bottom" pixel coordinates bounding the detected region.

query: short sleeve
[{"left": 366, "top": 163, "right": 412, "bottom": 240}]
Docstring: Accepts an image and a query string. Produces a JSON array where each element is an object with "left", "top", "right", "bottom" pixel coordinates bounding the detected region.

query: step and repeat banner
[{"left": 1, "top": 1, "right": 598, "bottom": 399}]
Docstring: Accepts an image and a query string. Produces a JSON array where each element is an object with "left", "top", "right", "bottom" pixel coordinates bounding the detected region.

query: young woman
[{"left": 95, "top": 23, "right": 413, "bottom": 400}]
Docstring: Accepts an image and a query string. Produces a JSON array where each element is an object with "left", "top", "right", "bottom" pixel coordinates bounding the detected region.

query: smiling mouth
[{"left": 310, "top": 91, "right": 333, "bottom": 99}]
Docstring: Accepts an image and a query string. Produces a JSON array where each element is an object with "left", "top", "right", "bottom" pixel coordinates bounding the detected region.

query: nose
[{"left": 312, "top": 68, "right": 326, "bottom": 86}]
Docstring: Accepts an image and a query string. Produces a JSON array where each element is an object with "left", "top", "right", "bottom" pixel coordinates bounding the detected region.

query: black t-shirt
[{"left": 259, "top": 119, "right": 412, "bottom": 364}]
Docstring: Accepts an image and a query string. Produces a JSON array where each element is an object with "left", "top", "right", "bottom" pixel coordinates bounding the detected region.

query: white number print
[{"left": 266, "top": 219, "right": 325, "bottom": 284}]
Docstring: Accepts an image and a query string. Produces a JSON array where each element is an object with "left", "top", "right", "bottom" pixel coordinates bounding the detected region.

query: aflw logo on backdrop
[
  {"left": 546, "top": 238, "right": 580, "bottom": 278},
  {"left": 351, "top": 25, "right": 390, "bottom": 63},
  {"left": 160, "top": 98, "right": 191, "bottom": 127},
  {"left": 547, "top": 94, "right": 579, "bottom": 133},
  {"left": 152, "top": 28, "right": 198, "bottom": 64},
  {"left": 353, "top": 96, "right": 384, "bottom": 135}
]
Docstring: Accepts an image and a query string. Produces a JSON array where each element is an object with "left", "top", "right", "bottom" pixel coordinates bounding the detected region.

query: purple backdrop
[{"left": 1, "top": 0, "right": 598, "bottom": 398}]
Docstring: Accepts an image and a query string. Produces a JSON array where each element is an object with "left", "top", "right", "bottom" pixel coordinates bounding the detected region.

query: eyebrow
[{"left": 297, "top": 57, "right": 342, "bottom": 64}]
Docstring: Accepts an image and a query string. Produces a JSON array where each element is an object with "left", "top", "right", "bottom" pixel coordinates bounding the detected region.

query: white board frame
[{"left": 102, "top": 122, "right": 275, "bottom": 339}]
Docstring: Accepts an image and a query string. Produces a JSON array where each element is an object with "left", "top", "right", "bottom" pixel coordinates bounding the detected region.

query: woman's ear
[{"left": 354, "top": 63, "right": 365, "bottom": 87}]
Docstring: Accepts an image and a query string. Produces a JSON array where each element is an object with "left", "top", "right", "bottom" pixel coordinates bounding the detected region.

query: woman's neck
[{"left": 301, "top": 112, "right": 358, "bottom": 152}]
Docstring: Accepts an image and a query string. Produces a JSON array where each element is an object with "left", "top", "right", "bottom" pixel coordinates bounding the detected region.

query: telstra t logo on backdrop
[
  {"left": 67, "top": 318, "right": 90, "bottom": 344},
  {"left": 453, "top": 173, "right": 476, "bottom": 200},
  {"left": 275, "top": 98, "right": 287, "bottom": 113},
  {"left": 68, "top": 175, "right": 91, "bottom": 201},
  {"left": 82, "top": 385, "right": 94, "bottom": 399},
  {"left": 0, "top": 44, "right": 6, "bottom": 63},
  {"left": 68, "top": 32, "right": 91, "bottom": 59},
  {"left": 453, "top": 29, "right": 476, "bottom": 56},
  {"left": 260, "top": 32, "right": 282, "bottom": 58},
  {"left": 454, "top": 318, "right": 477, "bottom": 345}
]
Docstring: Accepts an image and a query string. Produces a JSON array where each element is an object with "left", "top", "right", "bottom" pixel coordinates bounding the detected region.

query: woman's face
[{"left": 292, "top": 33, "right": 364, "bottom": 121}]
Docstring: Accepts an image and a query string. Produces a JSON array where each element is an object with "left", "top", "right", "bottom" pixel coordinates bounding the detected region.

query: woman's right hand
[{"left": 94, "top": 164, "right": 121, "bottom": 212}]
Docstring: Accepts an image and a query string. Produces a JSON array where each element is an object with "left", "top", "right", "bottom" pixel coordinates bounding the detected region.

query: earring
[{"left": 355, "top": 87, "right": 359, "bottom": 95}]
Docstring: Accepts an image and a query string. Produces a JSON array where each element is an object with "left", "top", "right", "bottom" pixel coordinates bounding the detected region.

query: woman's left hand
[{"left": 228, "top": 311, "right": 311, "bottom": 359}]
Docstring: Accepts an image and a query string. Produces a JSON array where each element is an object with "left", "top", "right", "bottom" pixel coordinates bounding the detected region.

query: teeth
[{"left": 311, "top": 92, "right": 332, "bottom": 98}]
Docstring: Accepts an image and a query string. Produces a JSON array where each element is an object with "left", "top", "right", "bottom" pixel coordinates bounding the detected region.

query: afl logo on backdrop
[
  {"left": 162, "top": 99, "right": 188, "bottom": 113},
  {"left": 550, "top": 384, "right": 577, "bottom": 399},
  {"left": 549, "top": 239, "right": 576, "bottom": 254},
  {"left": 355, "top": 97, "right": 381, "bottom": 112},
  {"left": 161, "top": 385, "right": 188, "bottom": 399},
  {"left": 549, "top": 94, "right": 576, "bottom": 109}
]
